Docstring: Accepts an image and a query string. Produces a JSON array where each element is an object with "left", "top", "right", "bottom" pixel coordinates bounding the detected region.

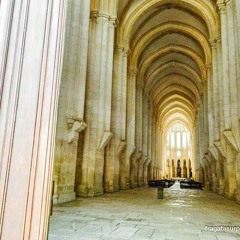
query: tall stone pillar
[
  {"left": 78, "top": 11, "right": 116, "bottom": 196},
  {"left": 202, "top": 81, "right": 209, "bottom": 153},
  {"left": 119, "top": 48, "right": 130, "bottom": 190},
  {"left": 225, "top": 4, "right": 239, "bottom": 199},
  {"left": 53, "top": 0, "right": 89, "bottom": 204},
  {"left": 226, "top": 0, "right": 239, "bottom": 140},
  {"left": 216, "top": 38, "right": 224, "bottom": 134},
  {"left": 235, "top": 0, "right": 240, "bottom": 119},
  {"left": 138, "top": 95, "right": 149, "bottom": 185},
  {"left": 135, "top": 85, "right": 143, "bottom": 183},
  {"left": 104, "top": 45, "right": 128, "bottom": 193},
  {"left": 0, "top": 0, "right": 67, "bottom": 239},
  {"left": 218, "top": 1, "right": 231, "bottom": 130},
  {"left": 206, "top": 63, "right": 214, "bottom": 147},
  {"left": 211, "top": 40, "right": 220, "bottom": 142},
  {"left": 127, "top": 68, "right": 138, "bottom": 188},
  {"left": 235, "top": 3, "right": 240, "bottom": 201}
]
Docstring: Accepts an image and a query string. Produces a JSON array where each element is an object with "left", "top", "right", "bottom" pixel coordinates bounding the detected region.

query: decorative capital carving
[
  {"left": 205, "top": 62, "right": 212, "bottom": 70},
  {"left": 217, "top": 1, "right": 226, "bottom": 14},
  {"left": 90, "top": 10, "right": 99, "bottom": 21},
  {"left": 210, "top": 39, "right": 217, "bottom": 48},
  {"left": 109, "top": 17, "right": 119, "bottom": 27},
  {"left": 225, "top": 0, "right": 233, "bottom": 6},
  {"left": 90, "top": 10, "right": 118, "bottom": 28}
]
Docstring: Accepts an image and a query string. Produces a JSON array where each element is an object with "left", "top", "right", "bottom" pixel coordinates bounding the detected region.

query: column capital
[
  {"left": 210, "top": 39, "right": 217, "bottom": 49},
  {"left": 217, "top": 1, "right": 226, "bottom": 14},
  {"left": 109, "top": 17, "right": 119, "bottom": 28},
  {"left": 90, "top": 10, "right": 118, "bottom": 24},
  {"left": 225, "top": 0, "right": 233, "bottom": 5},
  {"left": 205, "top": 62, "right": 212, "bottom": 70}
]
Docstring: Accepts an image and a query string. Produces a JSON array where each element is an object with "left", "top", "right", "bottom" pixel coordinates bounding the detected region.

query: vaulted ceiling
[{"left": 116, "top": 0, "right": 219, "bottom": 132}]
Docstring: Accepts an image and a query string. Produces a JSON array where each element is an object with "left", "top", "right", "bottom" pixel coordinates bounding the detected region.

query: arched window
[
  {"left": 171, "top": 132, "right": 175, "bottom": 147},
  {"left": 182, "top": 132, "right": 187, "bottom": 148},
  {"left": 187, "top": 132, "right": 190, "bottom": 145},
  {"left": 177, "top": 150, "right": 181, "bottom": 157},
  {"left": 176, "top": 132, "right": 181, "bottom": 148}
]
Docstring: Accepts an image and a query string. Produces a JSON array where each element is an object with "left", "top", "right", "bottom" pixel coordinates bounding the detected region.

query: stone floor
[{"left": 48, "top": 183, "right": 240, "bottom": 240}]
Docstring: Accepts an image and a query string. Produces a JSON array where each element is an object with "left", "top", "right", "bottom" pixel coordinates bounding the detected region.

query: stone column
[
  {"left": 159, "top": 127, "right": 165, "bottom": 178},
  {"left": 206, "top": 63, "right": 214, "bottom": 147},
  {"left": 235, "top": 4, "right": 240, "bottom": 198},
  {"left": 127, "top": 68, "right": 137, "bottom": 188},
  {"left": 135, "top": 85, "right": 143, "bottom": 184},
  {"left": 236, "top": 153, "right": 240, "bottom": 202},
  {"left": 0, "top": 0, "right": 67, "bottom": 239},
  {"left": 104, "top": 45, "right": 128, "bottom": 193},
  {"left": 226, "top": 0, "right": 239, "bottom": 199},
  {"left": 151, "top": 114, "right": 157, "bottom": 178},
  {"left": 211, "top": 40, "right": 220, "bottom": 142},
  {"left": 78, "top": 11, "right": 116, "bottom": 197},
  {"left": 234, "top": 0, "right": 240, "bottom": 119},
  {"left": 218, "top": 1, "right": 231, "bottom": 130},
  {"left": 119, "top": 48, "right": 130, "bottom": 190},
  {"left": 142, "top": 96, "right": 149, "bottom": 158},
  {"left": 226, "top": 0, "right": 239, "bottom": 140},
  {"left": 100, "top": 17, "right": 118, "bottom": 193},
  {"left": 216, "top": 38, "right": 224, "bottom": 134},
  {"left": 143, "top": 158, "right": 151, "bottom": 185},
  {"left": 53, "top": 0, "right": 89, "bottom": 205},
  {"left": 202, "top": 81, "right": 209, "bottom": 153}
]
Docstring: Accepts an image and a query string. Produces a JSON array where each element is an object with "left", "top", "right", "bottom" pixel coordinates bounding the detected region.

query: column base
[
  {"left": 212, "top": 186, "right": 217, "bottom": 193},
  {"left": 76, "top": 185, "right": 104, "bottom": 197},
  {"left": 120, "top": 182, "right": 130, "bottom": 190},
  {"left": 130, "top": 182, "right": 138, "bottom": 189},
  {"left": 204, "top": 182, "right": 210, "bottom": 191},
  {"left": 224, "top": 191, "right": 235, "bottom": 200},
  {"left": 53, "top": 192, "right": 76, "bottom": 205},
  {"left": 104, "top": 184, "right": 120, "bottom": 193},
  {"left": 138, "top": 181, "right": 144, "bottom": 187},
  {"left": 217, "top": 188, "right": 224, "bottom": 195}
]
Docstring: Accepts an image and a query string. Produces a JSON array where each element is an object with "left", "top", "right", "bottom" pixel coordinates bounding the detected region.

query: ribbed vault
[{"left": 116, "top": 0, "right": 219, "bottom": 177}]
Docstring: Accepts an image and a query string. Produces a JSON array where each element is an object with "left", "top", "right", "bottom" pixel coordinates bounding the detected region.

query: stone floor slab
[{"left": 49, "top": 183, "right": 240, "bottom": 240}]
